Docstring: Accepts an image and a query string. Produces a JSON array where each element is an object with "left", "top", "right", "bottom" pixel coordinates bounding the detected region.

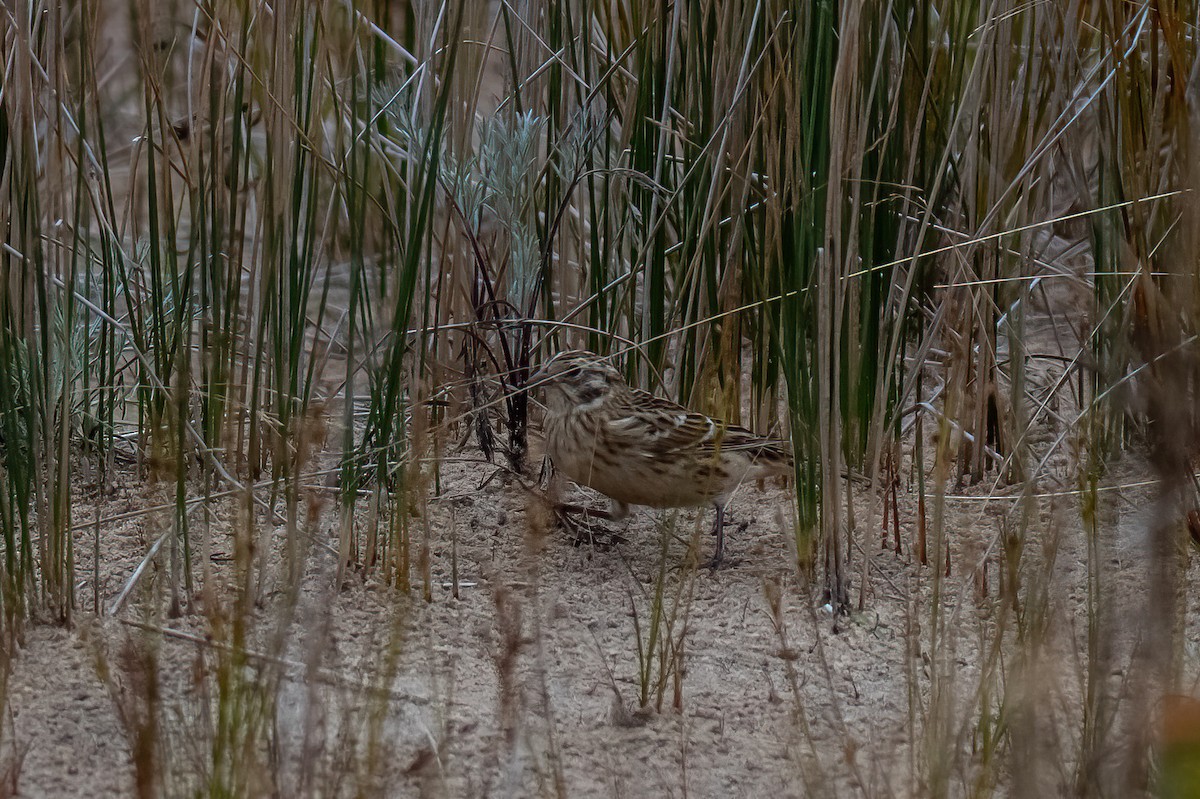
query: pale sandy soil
[{"left": 3, "top": 427, "right": 1195, "bottom": 798}]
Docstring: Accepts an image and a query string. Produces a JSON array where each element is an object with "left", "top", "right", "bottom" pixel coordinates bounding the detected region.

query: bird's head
[{"left": 531, "top": 349, "right": 624, "bottom": 414}]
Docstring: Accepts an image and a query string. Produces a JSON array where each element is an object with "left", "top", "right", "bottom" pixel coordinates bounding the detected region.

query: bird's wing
[
  {"left": 602, "top": 390, "right": 717, "bottom": 454},
  {"left": 606, "top": 390, "right": 792, "bottom": 467}
]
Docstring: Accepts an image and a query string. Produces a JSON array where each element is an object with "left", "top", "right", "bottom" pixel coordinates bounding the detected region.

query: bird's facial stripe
[{"left": 573, "top": 381, "right": 607, "bottom": 411}]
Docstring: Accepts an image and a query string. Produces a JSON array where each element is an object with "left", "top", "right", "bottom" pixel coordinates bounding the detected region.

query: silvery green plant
[
  {"left": 508, "top": 221, "right": 539, "bottom": 317},
  {"left": 442, "top": 111, "right": 544, "bottom": 470},
  {"left": 442, "top": 108, "right": 600, "bottom": 471},
  {"left": 372, "top": 82, "right": 430, "bottom": 168},
  {"left": 477, "top": 109, "right": 542, "bottom": 234}
]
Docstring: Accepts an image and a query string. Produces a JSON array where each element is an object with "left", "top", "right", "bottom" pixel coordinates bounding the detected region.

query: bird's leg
[{"left": 704, "top": 503, "right": 727, "bottom": 569}]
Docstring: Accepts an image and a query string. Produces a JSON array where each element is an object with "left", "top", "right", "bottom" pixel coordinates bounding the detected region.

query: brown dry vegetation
[{"left": 0, "top": 1, "right": 1199, "bottom": 797}]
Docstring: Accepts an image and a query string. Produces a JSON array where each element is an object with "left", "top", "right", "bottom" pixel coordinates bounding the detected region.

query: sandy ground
[{"left": 2, "top": 425, "right": 1194, "bottom": 799}]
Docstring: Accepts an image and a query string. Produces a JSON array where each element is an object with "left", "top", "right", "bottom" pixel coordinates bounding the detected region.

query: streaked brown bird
[{"left": 532, "top": 349, "right": 792, "bottom": 565}]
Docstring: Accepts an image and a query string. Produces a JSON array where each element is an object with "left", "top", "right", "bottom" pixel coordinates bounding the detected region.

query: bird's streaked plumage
[{"left": 532, "top": 349, "right": 792, "bottom": 564}]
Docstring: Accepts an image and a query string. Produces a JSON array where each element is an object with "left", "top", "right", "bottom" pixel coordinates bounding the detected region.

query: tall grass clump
[
  {"left": 0, "top": 0, "right": 91, "bottom": 631},
  {"left": 0, "top": 0, "right": 1196, "bottom": 795},
  {"left": 1, "top": 0, "right": 463, "bottom": 789}
]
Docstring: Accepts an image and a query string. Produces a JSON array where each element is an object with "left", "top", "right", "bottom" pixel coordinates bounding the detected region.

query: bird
[{"left": 530, "top": 349, "right": 793, "bottom": 566}]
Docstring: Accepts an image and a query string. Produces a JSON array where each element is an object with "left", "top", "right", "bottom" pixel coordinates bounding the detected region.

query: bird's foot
[
  {"left": 571, "top": 526, "right": 629, "bottom": 551},
  {"left": 555, "top": 504, "right": 628, "bottom": 550},
  {"left": 700, "top": 552, "right": 741, "bottom": 570},
  {"left": 557, "top": 502, "right": 619, "bottom": 521}
]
